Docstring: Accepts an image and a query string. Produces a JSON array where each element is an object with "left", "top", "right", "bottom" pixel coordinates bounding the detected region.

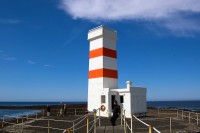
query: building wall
[{"left": 131, "top": 87, "right": 147, "bottom": 114}]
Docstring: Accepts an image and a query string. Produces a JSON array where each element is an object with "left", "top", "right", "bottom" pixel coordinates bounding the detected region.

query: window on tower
[{"left": 101, "top": 95, "right": 106, "bottom": 103}]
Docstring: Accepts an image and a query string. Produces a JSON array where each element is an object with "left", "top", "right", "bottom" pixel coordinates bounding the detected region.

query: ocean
[
  {"left": 0, "top": 101, "right": 199, "bottom": 120},
  {"left": 0, "top": 102, "right": 86, "bottom": 121},
  {"left": 147, "top": 100, "right": 200, "bottom": 111}
]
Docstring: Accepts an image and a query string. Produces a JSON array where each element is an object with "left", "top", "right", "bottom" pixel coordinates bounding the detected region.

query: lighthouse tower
[
  {"left": 87, "top": 25, "right": 147, "bottom": 118},
  {"left": 88, "top": 26, "right": 118, "bottom": 114}
]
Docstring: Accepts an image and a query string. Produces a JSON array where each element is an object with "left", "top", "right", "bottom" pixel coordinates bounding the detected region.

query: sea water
[
  {"left": 0, "top": 102, "right": 86, "bottom": 121},
  {"left": 0, "top": 109, "right": 41, "bottom": 121},
  {"left": 147, "top": 100, "right": 200, "bottom": 111}
]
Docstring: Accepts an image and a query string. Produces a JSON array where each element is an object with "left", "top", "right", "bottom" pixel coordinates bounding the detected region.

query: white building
[{"left": 87, "top": 25, "right": 147, "bottom": 118}]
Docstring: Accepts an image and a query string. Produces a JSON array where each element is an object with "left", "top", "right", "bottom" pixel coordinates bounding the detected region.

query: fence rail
[{"left": 1, "top": 108, "right": 199, "bottom": 133}]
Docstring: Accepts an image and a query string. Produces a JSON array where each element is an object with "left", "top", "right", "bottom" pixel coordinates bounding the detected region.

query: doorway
[{"left": 111, "top": 95, "right": 115, "bottom": 109}]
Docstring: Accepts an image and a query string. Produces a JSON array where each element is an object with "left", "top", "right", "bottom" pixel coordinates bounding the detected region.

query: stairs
[{"left": 96, "top": 126, "right": 124, "bottom": 133}]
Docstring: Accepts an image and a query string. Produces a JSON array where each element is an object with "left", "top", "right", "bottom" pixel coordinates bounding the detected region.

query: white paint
[
  {"left": 89, "top": 56, "right": 117, "bottom": 70},
  {"left": 88, "top": 78, "right": 118, "bottom": 89},
  {"left": 89, "top": 38, "right": 116, "bottom": 51},
  {"left": 126, "top": 81, "right": 132, "bottom": 89},
  {"left": 89, "top": 26, "right": 117, "bottom": 51}
]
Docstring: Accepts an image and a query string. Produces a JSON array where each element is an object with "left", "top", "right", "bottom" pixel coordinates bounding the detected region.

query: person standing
[
  {"left": 110, "top": 100, "right": 121, "bottom": 126},
  {"left": 63, "top": 104, "right": 67, "bottom": 116},
  {"left": 47, "top": 105, "right": 51, "bottom": 117}
]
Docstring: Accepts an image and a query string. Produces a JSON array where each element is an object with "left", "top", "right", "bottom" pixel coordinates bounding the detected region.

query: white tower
[{"left": 88, "top": 26, "right": 118, "bottom": 112}]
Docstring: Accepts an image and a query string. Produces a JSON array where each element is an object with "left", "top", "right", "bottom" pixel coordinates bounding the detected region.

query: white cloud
[
  {"left": 27, "top": 60, "right": 37, "bottom": 65},
  {"left": 60, "top": 0, "right": 200, "bottom": 36},
  {"left": 0, "top": 18, "right": 22, "bottom": 24},
  {"left": 3, "top": 57, "right": 16, "bottom": 61},
  {"left": 44, "top": 64, "right": 54, "bottom": 68}
]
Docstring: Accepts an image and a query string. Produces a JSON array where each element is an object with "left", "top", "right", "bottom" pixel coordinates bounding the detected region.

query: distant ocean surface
[
  {"left": 0, "top": 101, "right": 200, "bottom": 120},
  {"left": 0, "top": 102, "right": 86, "bottom": 120},
  {"left": 147, "top": 100, "right": 200, "bottom": 111},
  {"left": 0, "top": 102, "right": 87, "bottom": 106}
]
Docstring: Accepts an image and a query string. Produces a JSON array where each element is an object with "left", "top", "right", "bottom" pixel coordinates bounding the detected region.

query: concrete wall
[{"left": 130, "top": 87, "right": 147, "bottom": 114}]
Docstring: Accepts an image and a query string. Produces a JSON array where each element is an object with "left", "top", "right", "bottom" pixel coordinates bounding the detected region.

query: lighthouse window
[
  {"left": 101, "top": 95, "right": 106, "bottom": 103},
  {"left": 120, "top": 95, "right": 124, "bottom": 103}
]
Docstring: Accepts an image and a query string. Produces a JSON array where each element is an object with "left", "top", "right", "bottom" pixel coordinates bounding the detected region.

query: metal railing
[
  {"left": 157, "top": 108, "right": 200, "bottom": 126},
  {"left": 1, "top": 108, "right": 88, "bottom": 133},
  {"left": 121, "top": 109, "right": 161, "bottom": 133}
]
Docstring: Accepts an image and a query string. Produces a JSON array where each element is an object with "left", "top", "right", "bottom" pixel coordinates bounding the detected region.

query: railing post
[
  {"left": 94, "top": 110, "right": 97, "bottom": 133},
  {"left": 36, "top": 112, "right": 38, "bottom": 120},
  {"left": 131, "top": 114, "right": 133, "bottom": 133},
  {"left": 26, "top": 113, "right": 28, "bottom": 120},
  {"left": 170, "top": 117, "right": 172, "bottom": 133},
  {"left": 189, "top": 112, "right": 191, "bottom": 123},
  {"left": 121, "top": 109, "right": 123, "bottom": 127},
  {"left": 86, "top": 115, "right": 89, "bottom": 133},
  {"left": 48, "top": 119, "right": 50, "bottom": 133},
  {"left": 98, "top": 108, "right": 101, "bottom": 127},
  {"left": 22, "top": 116, "right": 24, "bottom": 129},
  {"left": 75, "top": 109, "right": 76, "bottom": 116},
  {"left": 149, "top": 125, "right": 153, "bottom": 133},
  {"left": 177, "top": 109, "right": 178, "bottom": 118},
  {"left": 182, "top": 110, "right": 183, "bottom": 120},
  {"left": 67, "top": 128, "right": 71, "bottom": 133},
  {"left": 17, "top": 115, "right": 19, "bottom": 123},
  {"left": 73, "top": 122, "right": 75, "bottom": 133},
  {"left": 42, "top": 110, "right": 44, "bottom": 117},
  {"left": 2, "top": 116, "right": 4, "bottom": 127},
  {"left": 197, "top": 113, "right": 199, "bottom": 126},
  {"left": 124, "top": 110, "right": 126, "bottom": 133}
]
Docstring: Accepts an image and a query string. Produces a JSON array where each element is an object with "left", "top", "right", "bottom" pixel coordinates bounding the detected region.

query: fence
[
  {"left": 121, "top": 109, "right": 161, "bottom": 133},
  {"left": 2, "top": 108, "right": 198, "bottom": 133},
  {"left": 1, "top": 108, "right": 89, "bottom": 133},
  {"left": 157, "top": 108, "right": 200, "bottom": 126}
]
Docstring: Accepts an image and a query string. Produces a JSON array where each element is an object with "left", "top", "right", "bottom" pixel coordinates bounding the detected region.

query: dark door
[{"left": 111, "top": 95, "right": 115, "bottom": 109}]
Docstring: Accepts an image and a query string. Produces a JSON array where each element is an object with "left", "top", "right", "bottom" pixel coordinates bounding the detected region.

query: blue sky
[{"left": 0, "top": 0, "right": 200, "bottom": 102}]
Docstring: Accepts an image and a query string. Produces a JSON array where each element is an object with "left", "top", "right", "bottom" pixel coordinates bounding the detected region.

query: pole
[
  {"left": 177, "top": 110, "right": 178, "bottom": 118},
  {"left": 121, "top": 109, "right": 123, "bottom": 127},
  {"left": 86, "top": 116, "right": 89, "bottom": 133},
  {"left": 2, "top": 116, "right": 4, "bottom": 127},
  {"left": 189, "top": 112, "right": 190, "bottom": 123},
  {"left": 73, "top": 122, "right": 75, "bottom": 133},
  {"left": 131, "top": 114, "right": 133, "bottom": 133},
  {"left": 42, "top": 110, "right": 44, "bottom": 117},
  {"left": 75, "top": 109, "right": 76, "bottom": 116},
  {"left": 22, "top": 117, "right": 24, "bottom": 129},
  {"left": 149, "top": 125, "right": 153, "bottom": 133},
  {"left": 94, "top": 110, "right": 97, "bottom": 133},
  {"left": 48, "top": 119, "right": 50, "bottom": 133},
  {"left": 67, "top": 128, "right": 71, "bottom": 133},
  {"left": 98, "top": 108, "right": 101, "bottom": 127},
  {"left": 124, "top": 110, "right": 126, "bottom": 133},
  {"left": 17, "top": 115, "right": 19, "bottom": 123},
  {"left": 182, "top": 110, "right": 183, "bottom": 120},
  {"left": 170, "top": 117, "right": 172, "bottom": 133},
  {"left": 26, "top": 113, "right": 28, "bottom": 121}
]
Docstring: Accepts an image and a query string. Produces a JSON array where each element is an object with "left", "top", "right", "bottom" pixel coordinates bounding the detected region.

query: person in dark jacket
[
  {"left": 46, "top": 105, "right": 51, "bottom": 117},
  {"left": 110, "top": 100, "right": 121, "bottom": 126}
]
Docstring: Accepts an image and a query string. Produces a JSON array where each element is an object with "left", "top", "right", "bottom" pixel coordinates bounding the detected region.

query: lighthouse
[{"left": 87, "top": 26, "right": 147, "bottom": 118}]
